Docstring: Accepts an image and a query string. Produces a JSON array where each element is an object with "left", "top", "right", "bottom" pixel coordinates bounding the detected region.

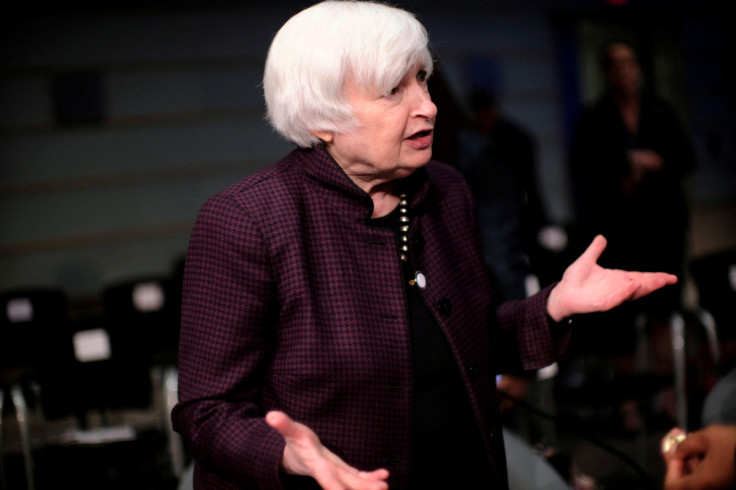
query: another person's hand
[
  {"left": 627, "top": 149, "right": 664, "bottom": 174},
  {"left": 497, "top": 374, "right": 532, "bottom": 413},
  {"left": 663, "top": 425, "right": 736, "bottom": 490},
  {"left": 623, "top": 149, "right": 664, "bottom": 193},
  {"left": 546, "top": 235, "right": 677, "bottom": 322},
  {"left": 266, "top": 411, "right": 390, "bottom": 490}
]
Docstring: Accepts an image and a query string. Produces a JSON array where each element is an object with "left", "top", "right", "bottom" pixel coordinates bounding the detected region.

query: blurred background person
[
  {"left": 454, "top": 88, "right": 565, "bottom": 448},
  {"left": 456, "top": 89, "right": 551, "bottom": 304},
  {"left": 566, "top": 39, "right": 697, "bottom": 431},
  {"left": 569, "top": 38, "right": 696, "bottom": 321}
]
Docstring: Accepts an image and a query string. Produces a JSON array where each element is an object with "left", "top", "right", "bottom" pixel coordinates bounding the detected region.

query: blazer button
[{"left": 436, "top": 298, "right": 452, "bottom": 316}]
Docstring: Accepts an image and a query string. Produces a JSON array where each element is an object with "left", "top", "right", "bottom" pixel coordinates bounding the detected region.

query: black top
[{"left": 371, "top": 205, "right": 493, "bottom": 488}]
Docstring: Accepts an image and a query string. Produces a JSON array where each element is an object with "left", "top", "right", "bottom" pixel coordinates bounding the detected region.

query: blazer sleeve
[
  {"left": 494, "top": 283, "right": 571, "bottom": 373},
  {"left": 171, "top": 192, "right": 286, "bottom": 489},
  {"left": 454, "top": 163, "right": 569, "bottom": 374}
]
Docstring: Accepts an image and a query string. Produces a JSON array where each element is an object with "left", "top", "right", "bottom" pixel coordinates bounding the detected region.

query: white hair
[{"left": 263, "top": 0, "right": 433, "bottom": 148}]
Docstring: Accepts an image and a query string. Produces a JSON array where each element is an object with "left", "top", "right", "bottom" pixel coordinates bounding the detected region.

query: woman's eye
[
  {"left": 417, "top": 70, "right": 428, "bottom": 82},
  {"left": 388, "top": 86, "right": 400, "bottom": 96}
]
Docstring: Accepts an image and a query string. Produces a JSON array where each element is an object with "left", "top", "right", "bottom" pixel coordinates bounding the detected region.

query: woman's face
[
  {"left": 605, "top": 43, "right": 641, "bottom": 96},
  {"left": 317, "top": 62, "right": 438, "bottom": 191}
]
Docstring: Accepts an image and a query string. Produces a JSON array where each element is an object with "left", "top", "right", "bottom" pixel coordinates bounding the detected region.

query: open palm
[{"left": 547, "top": 235, "right": 678, "bottom": 322}]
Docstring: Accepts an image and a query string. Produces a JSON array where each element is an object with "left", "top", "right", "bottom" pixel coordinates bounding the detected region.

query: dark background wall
[{"left": 1, "top": 0, "right": 733, "bottom": 303}]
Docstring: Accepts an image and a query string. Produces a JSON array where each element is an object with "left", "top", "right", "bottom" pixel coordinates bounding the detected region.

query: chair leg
[
  {"left": 1, "top": 387, "right": 6, "bottom": 490},
  {"left": 10, "top": 385, "right": 34, "bottom": 490},
  {"left": 162, "top": 366, "right": 185, "bottom": 478},
  {"left": 695, "top": 308, "right": 720, "bottom": 367},
  {"left": 670, "top": 312, "right": 688, "bottom": 431}
]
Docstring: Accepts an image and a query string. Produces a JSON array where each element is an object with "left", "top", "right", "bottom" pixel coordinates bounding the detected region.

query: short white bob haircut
[{"left": 263, "top": 0, "right": 434, "bottom": 148}]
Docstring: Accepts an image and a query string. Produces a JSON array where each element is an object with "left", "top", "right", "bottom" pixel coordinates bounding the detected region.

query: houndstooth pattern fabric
[{"left": 172, "top": 147, "right": 567, "bottom": 489}]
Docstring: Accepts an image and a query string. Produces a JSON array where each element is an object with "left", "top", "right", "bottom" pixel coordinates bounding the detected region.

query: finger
[
  {"left": 628, "top": 273, "right": 678, "bottom": 300},
  {"left": 662, "top": 428, "right": 687, "bottom": 458},
  {"left": 579, "top": 234, "right": 608, "bottom": 266},
  {"left": 314, "top": 459, "right": 389, "bottom": 490},
  {"left": 599, "top": 277, "right": 641, "bottom": 309},
  {"left": 335, "top": 466, "right": 389, "bottom": 490},
  {"left": 630, "top": 281, "right": 663, "bottom": 301},
  {"left": 638, "top": 273, "right": 678, "bottom": 287},
  {"left": 357, "top": 469, "right": 390, "bottom": 481},
  {"left": 635, "top": 272, "right": 678, "bottom": 284},
  {"left": 685, "top": 456, "right": 701, "bottom": 474},
  {"left": 265, "top": 410, "right": 297, "bottom": 438},
  {"left": 323, "top": 450, "right": 389, "bottom": 481},
  {"left": 673, "top": 432, "right": 707, "bottom": 459},
  {"left": 664, "top": 457, "right": 688, "bottom": 490}
]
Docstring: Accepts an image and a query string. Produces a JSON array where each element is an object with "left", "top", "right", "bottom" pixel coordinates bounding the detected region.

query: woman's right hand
[{"left": 266, "top": 411, "right": 390, "bottom": 490}]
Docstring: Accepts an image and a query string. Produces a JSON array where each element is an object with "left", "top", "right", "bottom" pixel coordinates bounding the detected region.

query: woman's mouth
[{"left": 406, "top": 129, "right": 433, "bottom": 148}]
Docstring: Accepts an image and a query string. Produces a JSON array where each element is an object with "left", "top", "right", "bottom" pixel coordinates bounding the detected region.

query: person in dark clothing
[
  {"left": 568, "top": 39, "right": 696, "bottom": 351},
  {"left": 566, "top": 39, "right": 697, "bottom": 431},
  {"left": 457, "top": 90, "right": 553, "bottom": 303},
  {"left": 569, "top": 39, "right": 696, "bottom": 312}
]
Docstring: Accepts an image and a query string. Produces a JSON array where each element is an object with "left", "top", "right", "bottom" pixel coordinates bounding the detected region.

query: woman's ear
[{"left": 310, "top": 130, "right": 334, "bottom": 145}]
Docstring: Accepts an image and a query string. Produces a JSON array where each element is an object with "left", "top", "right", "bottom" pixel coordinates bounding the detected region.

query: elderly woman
[{"left": 171, "top": 2, "right": 677, "bottom": 489}]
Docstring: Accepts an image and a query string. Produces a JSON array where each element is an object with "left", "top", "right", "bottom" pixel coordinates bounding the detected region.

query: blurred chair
[
  {"left": 0, "top": 287, "right": 75, "bottom": 490},
  {"left": 101, "top": 274, "right": 185, "bottom": 479},
  {"left": 33, "top": 308, "right": 169, "bottom": 489},
  {"left": 66, "top": 313, "right": 153, "bottom": 428},
  {"left": 690, "top": 248, "right": 736, "bottom": 371}
]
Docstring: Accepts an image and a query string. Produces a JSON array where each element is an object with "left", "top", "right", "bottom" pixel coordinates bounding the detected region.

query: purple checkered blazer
[{"left": 172, "top": 147, "right": 567, "bottom": 489}]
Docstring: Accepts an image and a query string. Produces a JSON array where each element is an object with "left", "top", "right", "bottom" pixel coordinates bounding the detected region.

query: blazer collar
[{"left": 296, "top": 146, "right": 432, "bottom": 216}]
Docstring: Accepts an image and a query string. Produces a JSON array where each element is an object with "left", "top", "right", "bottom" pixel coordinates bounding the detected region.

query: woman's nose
[{"left": 413, "top": 86, "right": 437, "bottom": 121}]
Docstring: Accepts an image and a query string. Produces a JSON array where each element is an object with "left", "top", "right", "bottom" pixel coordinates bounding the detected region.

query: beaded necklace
[{"left": 397, "top": 193, "right": 426, "bottom": 289}]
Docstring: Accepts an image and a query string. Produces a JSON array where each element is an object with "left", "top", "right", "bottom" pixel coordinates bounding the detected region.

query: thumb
[
  {"left": 580, "top": 235, "right": 607, "bottom": 265},
  {"left": 266, "top": 410, "right": 297, "bottom": 438}
]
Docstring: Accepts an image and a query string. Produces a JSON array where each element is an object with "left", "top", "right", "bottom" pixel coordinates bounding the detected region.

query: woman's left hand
[{"left": 546, "top": 235, "right": 678, "bottom": 322}]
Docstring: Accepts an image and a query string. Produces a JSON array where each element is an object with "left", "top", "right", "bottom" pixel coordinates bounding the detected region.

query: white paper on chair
[
  {"left": 73, "top": 328, "right": 112, "bottom": 362},
  {"left": 62, "top": 425, "right": 137, "bottom": 445},
  {"left": 7, "top": 297, "right": 33, "bottom": 322},
  {"left": 133, "top": 282, "right": 164, "bottom": 312}
]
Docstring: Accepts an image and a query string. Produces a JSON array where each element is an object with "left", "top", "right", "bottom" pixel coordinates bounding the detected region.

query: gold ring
[{"left": 661, "top": 430, "right": 687, "bottom": 454}]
